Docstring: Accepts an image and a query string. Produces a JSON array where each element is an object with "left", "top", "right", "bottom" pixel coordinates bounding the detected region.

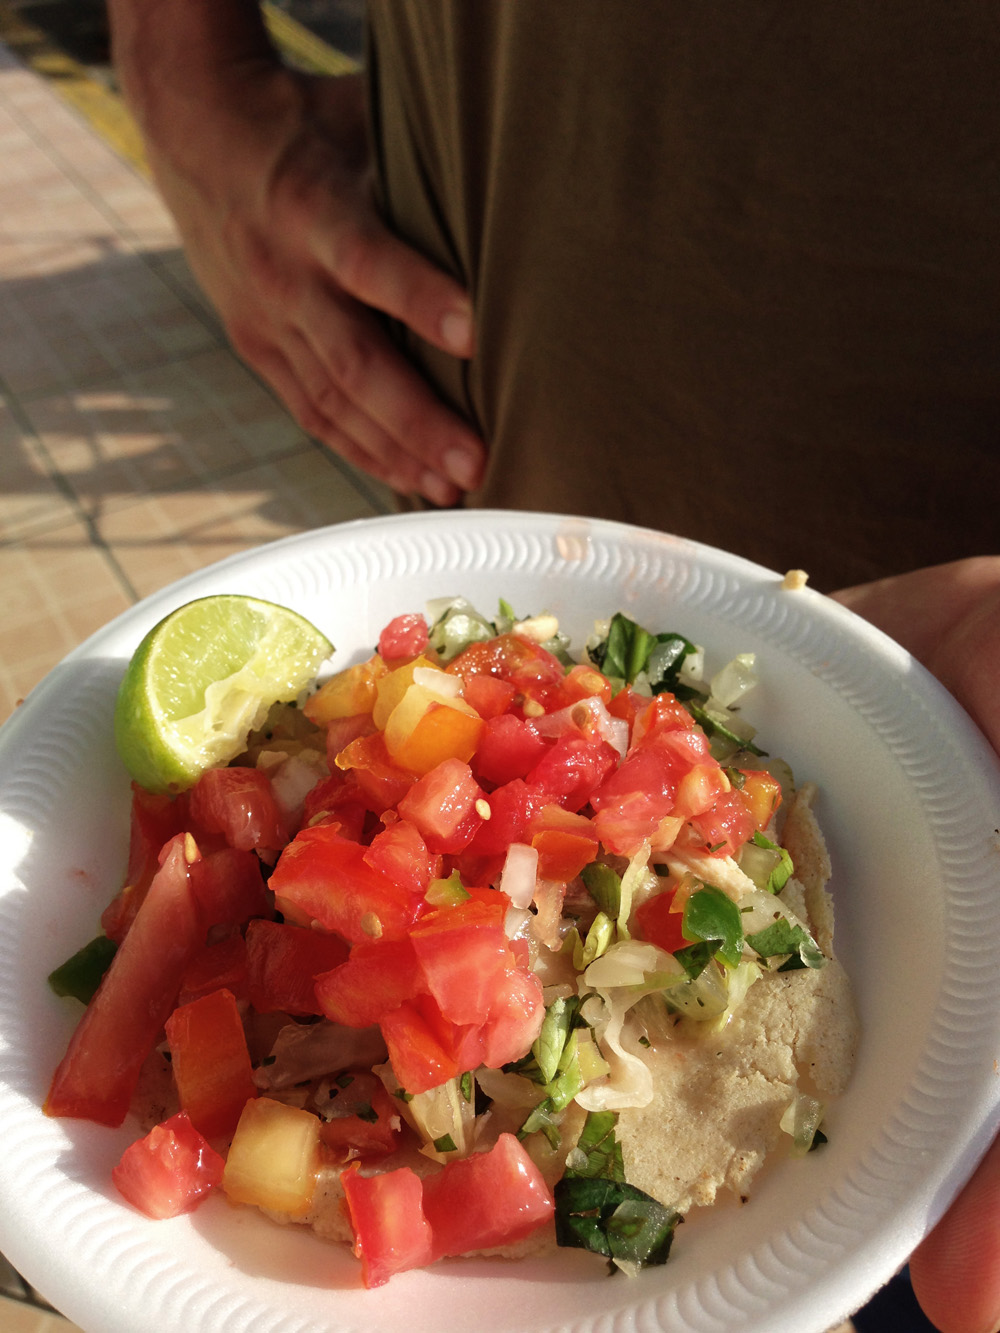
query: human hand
[
  {"left": 833, "top": 557, "right": 1000, "bottom": 1333},
  {"left": 125, "top": 42, "right": 485, "bottom": 504}
]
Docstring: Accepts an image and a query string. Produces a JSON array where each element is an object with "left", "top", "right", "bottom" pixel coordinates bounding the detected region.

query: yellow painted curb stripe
[
  {"left": 0, "top": 2, "right": 358, "bottom": 171},
  {"left": 261, "top": 3, "right": 360, "bottom": 77},
  {"left": 0, "top": 0, "right": 149, "bottom": 173}
]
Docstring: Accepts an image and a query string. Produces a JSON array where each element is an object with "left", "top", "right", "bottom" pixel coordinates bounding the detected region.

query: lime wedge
[{"left": 114, "top": 595, "right": 333, "bottom": 793}]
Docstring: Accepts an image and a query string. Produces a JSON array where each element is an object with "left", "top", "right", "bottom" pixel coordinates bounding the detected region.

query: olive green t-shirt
[{"left": 366, "top": 1, "right": 998, "bottom": 589}]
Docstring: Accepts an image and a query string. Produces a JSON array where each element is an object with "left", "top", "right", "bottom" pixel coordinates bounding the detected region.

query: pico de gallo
[{"left": 45, "top": 598, "right": 828, "bottom": 1285}]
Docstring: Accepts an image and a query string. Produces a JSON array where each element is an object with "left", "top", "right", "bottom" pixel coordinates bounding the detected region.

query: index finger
[{"left": 318, "top": 217, "right": 476, "bottom": 360}]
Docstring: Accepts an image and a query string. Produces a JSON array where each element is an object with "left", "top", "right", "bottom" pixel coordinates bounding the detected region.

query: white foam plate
[{"left": 2, "top": 510, "right": 999, "bottom": 1333}]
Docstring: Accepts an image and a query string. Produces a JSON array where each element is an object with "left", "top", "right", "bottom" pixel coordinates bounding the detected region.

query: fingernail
[
  {"left": 443, "top": 446, "right": 482, "bottom": 491},
  {"left": 440, "top": 306, "right": 473, "bottom": 356},
  {"left": 421, "top": 470, "right": 457, "bottom": 507}
]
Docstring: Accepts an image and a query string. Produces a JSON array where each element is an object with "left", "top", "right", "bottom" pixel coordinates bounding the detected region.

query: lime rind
[{"left": 114, "top": 595, "right": 333, "bottom": 793}]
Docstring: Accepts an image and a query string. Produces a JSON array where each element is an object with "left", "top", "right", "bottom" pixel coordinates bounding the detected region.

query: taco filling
[{"left": 46, "top": 599, "right": 858, "bottom": 1286}]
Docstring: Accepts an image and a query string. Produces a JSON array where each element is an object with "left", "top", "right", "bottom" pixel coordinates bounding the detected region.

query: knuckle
[
  {"left": 325, "top": 330, "right": 377, "bottom": 400},
  {"left": 329, "top": 222, "right": 379, "bottom": 297},
  {"left": 238, "top": 229, "right": 297, "bottom": 309}
]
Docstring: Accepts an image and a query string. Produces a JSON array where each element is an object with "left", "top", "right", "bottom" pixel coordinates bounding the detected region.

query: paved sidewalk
[{"left": 0, "top": 23, "right": 387, "bottom": 1328}]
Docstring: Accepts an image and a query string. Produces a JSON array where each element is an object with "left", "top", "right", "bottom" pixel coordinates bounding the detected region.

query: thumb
[{"left": 909, "top": 1131, "right": 1000, "bottom": 1333}]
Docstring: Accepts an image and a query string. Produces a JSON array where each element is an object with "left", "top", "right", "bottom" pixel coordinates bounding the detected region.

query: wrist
[{"left": 107, "top": 0, "right": 279, "bottom": 136}]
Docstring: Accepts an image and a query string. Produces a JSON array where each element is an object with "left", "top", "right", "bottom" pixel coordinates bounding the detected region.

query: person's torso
[{"left": 367, "top": 0, "right": 999, "bottom": 588}]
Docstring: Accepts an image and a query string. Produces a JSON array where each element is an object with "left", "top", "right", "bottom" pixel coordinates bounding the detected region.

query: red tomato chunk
[
  {"left": 244, "top": 919, "right": 349, "bottom": 1016},
  {"left": 165, "top": 987, "right": 257, "bottom": 1140},
  {"left": 45, "top": 835, "right": 204, "bottom": 1127},
  {"left": 341, "top": 1134, "right": 554, "bottom": 1288},
  {"left": 112, "top": 1112, "right": 224, "bottom": 1219}
]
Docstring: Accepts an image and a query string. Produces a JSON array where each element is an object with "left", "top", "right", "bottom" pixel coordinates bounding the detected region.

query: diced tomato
[
  {"left": 188, "top": 767, "right": 288, "bottom": 853},
  {"left": 101, "top": 785, "right": 190, "bottom": 942},
  {"left": 379, "top": 996, "right": 461, "bottom": 1094},
  {"left": 318, "top": 1072, "right": 400, "bottom": 1161},
  {"left": 422, "top": 1134, "right": 554, "bottom": 1259},
  {"left": 222, "top": 1097, "right": 321, "bottom": 1216},
  {"left": 736, "top": 768, "right": 783, "bottom": 831},
  {"left": 100, "top": 882, "right": 146, "bottom": 946},
  {"left": 590, "top": 729, "right": 707, "bottom": 817},
  {"left": 372, "top": 655, "right": 441, "bottom": 729},
  {"left": 244, "top": 918, "right": 350, "bottom": 1015},
  {"left": 323, "top": 714, "right": 376, "bottom": 766},
  {"left": 303, "top": 656, "right": 384, "bottom": 725},
  {"left": 673, "top": 763, "right": 731, "bottom": 819},
  {"left": 477, "top": 965, "right": 545, "bottom": 1068},
  {"left": 528, "top": 804, "right": 600, "bottom": 881},
  {"left": 633, "top": 888, "right": 687, "bottom": 954},
  {"left": 165, "top": 987, "right": 257, "bottom": 1140},
  {"left": 471, "top": 713, "right": 549, "bottom": 787},
  {"left": 179, "top": 933, "right": 250, "bottom": 1006},
  {"left": 188, "top": 846, "right": 270, "bottom": 932},
  {"left": 409, "top": 897, "right": 511, "bottom": 1025},
  {"left": 384, "top": 689, "right": 485, "bottom": 777},
  {"left": 689, "top": 788, "right": 755, "bottom": 857},
  {"left": 112, "top": 1111, "right": 224, "bottom": 1219},
  {"left": 460, "top": 779, "right": 549, "bottom": 860},
  {"left": 340, "top": 1162, "right": 434, "bottom": 1288},
  {"left": 335, "top": 731, "right": 416, "bottom": 814},
  {"left": 606, "top": 685, "right": 649, "bottom": 730},
  {"left": 125, "top": 784, "right": 188, "bottom": 883},
  {"left": 553, "top": 663, "right": 614, "bottom": 708},
  {"left": 396, "top": 758, "right": 485, "bottom": 855},
  {"left": 630, "top": 691, "right": 698, "bottom": 746},
  {"left": 525, "top": 731, "right": 619, "bottom": 812},
  {"left": 592, "top": 790, "right": 671, "bottom": 856},
  {"left": 363, "top": 818, "right": 440, "bottom": 897},
  {"left": 461, "top": 672, "right": 517, "bottom": 720},
  {"left": 378, "top": 613, "right": 430, "bottom": 663},
  {"left": 300, "top": 771, "right": 368, "bottom": 841},
  {"left": 46, "top": 835, "right": 204, "bottom": 1126},
  {"left": 269, "top": 823, "right": 424, "bottom": 942},
  {"left": 315, "top": 936, "right": 426, "bottom": 1028},
  {"left": 340, "top": 1134, "right": 554, "bottom": 1285},
  {"left": 445, "top": 633, "right": 566, "bottom": 709}
]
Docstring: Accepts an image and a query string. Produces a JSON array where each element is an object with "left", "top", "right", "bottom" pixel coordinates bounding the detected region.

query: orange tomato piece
[
  {"left": 303, "top": 656, "right": 386, "bottom": 725},
  {"left": 165, "top": 986, "right": 257, "bottom": 1140}
]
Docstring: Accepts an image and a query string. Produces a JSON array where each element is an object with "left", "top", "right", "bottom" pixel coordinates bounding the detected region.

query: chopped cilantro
[
  {"left": 746, "top": 919, "right": 825, "bottom": 970},
  {"left": 555, "top": 1177, "right": 679, "bottom": 1271},
  {"left": 47, "top": 935, "right": 118, "bottom": 1005},
  {"left": 682, "top": 885, "right": 745, "bottom": 968},
  {"left": 687, "top": 702, "right": 766, "bottom": 757},
  {"left": 587, "top": 613, "right": 697, "bottom": 691}
]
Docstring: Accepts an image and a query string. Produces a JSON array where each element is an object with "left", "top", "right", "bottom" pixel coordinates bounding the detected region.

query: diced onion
[
  {"left": 618, "top": 841, "right": 654, "bottom": 934},
  {"left": 709, "top": 653, "right": 759, "bottom": 709},
  {"left": 257, "top": 748, "right": 328, "bottom": 824},
  {"left": 411, "top": 666, "right": 464, "bottom": 699},
  {"left": 531, "top": 879, "right": 566, "bottom": 951},
  {"left": 780, "top": 1092, "right": 825, "bottom": 1156},
  {"left": 512, "top": 613, "right": 560, "bottom": 644},
  {"left": 584, "top": 940, "right": 663, "bottom": 990},
  {"left": 668, "top": 849, "right": 757, "bottom": 902},
  {"left": 574, "top": 994, "right": 653, "bottom": 1112},
  {"left": 500, "top": 842, "right": 538, "bottom": 909},
  {"left": 532, "top": 696, "right": 628, "bottom": 758}
]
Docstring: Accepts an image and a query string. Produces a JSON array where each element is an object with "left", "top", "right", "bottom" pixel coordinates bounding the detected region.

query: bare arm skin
[
  {"left": 106, "top": 0, "right": 486, "bottom": 504},
  {"left": 834, "top": 557, "right": 1000, "bottom": 1333}
]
